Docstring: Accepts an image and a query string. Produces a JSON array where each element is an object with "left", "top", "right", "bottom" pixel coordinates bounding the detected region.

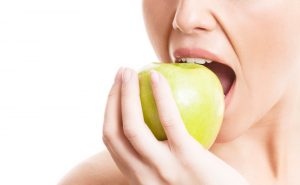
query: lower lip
[{"left": 225, "top": 79, "right": 236, "bottom": 108}]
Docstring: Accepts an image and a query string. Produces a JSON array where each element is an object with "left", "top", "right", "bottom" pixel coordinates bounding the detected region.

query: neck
[
  {"left": 248, "top": 79, "right": 300, "bottom": 179},
  {"left": 212, "top": 79, "right": 300, "bottom": 183}
]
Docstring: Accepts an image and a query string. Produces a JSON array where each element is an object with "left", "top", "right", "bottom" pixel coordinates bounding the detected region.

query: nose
[{"left": 172, "top": 0, "right": 217, "bottom": 34}]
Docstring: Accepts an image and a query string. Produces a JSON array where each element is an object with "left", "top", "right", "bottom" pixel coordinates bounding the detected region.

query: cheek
[
  {"left": 216, "top": 1, "right": 300, "bottom": 142},
  {"left": 237, "top": 1, "right": 300, "bottom": 107},
  {"left": 142, "top": 0, "right": 176, "bottom": 61},
  {"left": 240, "top": 0, "right": 300, "bottom": 79}
]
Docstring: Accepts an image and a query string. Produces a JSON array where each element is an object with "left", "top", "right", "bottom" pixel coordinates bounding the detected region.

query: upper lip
[{"left": 173, "top": 48, "right": 229, "bottom": 67}]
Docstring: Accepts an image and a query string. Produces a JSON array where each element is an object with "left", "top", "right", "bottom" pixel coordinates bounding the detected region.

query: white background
[{"left": 0, "top": 1, "right": 156, "bottom": 184}]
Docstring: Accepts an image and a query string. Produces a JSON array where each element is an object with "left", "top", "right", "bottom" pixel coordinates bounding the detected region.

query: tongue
[{"left": 204, "top": 62, "right": 235, "bottom": 95}]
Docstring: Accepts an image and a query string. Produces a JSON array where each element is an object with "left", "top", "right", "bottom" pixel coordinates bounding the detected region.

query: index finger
[{"left": 150, "top": 70, "right": 191, "bottom": 152}]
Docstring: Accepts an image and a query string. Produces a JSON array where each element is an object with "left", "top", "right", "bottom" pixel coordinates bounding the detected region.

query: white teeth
[{"left": 177, "top": 58, "right": 213, "bottom": 64}]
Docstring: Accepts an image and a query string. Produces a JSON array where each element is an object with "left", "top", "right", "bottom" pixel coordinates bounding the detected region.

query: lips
[{"left": 173, "top": 48, "right": 236, "bottom": 96}]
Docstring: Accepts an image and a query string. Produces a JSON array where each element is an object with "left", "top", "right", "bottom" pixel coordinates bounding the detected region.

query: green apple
[{"left": 138, "top": 62, "right": 224, "bottom": 149}]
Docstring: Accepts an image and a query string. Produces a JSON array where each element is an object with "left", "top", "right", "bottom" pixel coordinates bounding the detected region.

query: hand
[{"left": 102, "top": 67, "right": 249, "bottom": 185}]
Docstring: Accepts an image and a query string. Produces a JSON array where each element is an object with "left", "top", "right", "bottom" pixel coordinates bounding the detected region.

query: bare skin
[
  {"left": 59, "top": 0, "right": 300, "bottom": 184},
  {"left": 58, "top": 75, "right": 300, "bottom": 185},
  {"left": 58, "top": 151, "right": 129, "bottom": 185}
]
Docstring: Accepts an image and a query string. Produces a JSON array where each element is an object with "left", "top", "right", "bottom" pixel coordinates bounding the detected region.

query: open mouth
[
  {"left": 203, "top": 62, "right": 236, "bottom": 96},
  {"left": 175, "top": 58, "right": 236, "bottom": 96}
]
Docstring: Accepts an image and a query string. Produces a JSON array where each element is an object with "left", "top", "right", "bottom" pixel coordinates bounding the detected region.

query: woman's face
[{"left": 142, "top": 0, "right": 300, "bottom": 142}]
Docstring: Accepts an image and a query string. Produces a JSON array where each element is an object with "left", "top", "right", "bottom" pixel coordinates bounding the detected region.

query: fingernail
[
  {"left": 150, "top": 70, "right": 160, "bottom": 83},
  {"left": 122, "top": 68, "right": 132, "bottom": 83},
  {"left": 114, "top": 67, "right": 123, "bottom": 83}
]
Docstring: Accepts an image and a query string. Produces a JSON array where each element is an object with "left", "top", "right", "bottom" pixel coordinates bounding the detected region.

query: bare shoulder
[{"left": 58, "top": 150, "right": 129, "bottom": 185}]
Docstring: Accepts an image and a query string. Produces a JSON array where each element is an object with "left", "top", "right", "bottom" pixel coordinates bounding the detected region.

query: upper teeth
[{"left": 177, "top": 58, "right": 213, "bottom": 64}]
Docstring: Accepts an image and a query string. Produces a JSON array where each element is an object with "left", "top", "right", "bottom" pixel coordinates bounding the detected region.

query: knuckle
[
  {"left": 102, "top": 128, "right": 115, "bottom": 145},
  {"left": 158, "top": 168, "right": 178, "bottom": 184},
  {"left": 102, "top": 134, "right": 111, "bottom": 146},
  {"left": 173, "top": 136, "right": 192, "bottom": 152},
  {"left": 108, "top": 85, "right": 119, "bottom": 98},
  {"left": 160, "top": 116, "right": 176, "bottom": 129},
  {"left": 123, "top": 126, "right": 139, "bottom": 140},
  {"left": 179, "top": 154, "right": 193, "bottom": 169},
  {"left": 121, "top": 80, "right": 130, "bottom": 93},
  {"left": 121, "top": 90, "right": 128, "bottom": 100}
]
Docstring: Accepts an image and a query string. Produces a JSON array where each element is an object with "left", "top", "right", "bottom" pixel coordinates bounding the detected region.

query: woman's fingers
[
  {"left": 102, "top": 67, "right": 144, "bottom": 171},
  {"left": 120, "top": 68, "right": 169, "bottom": 165},
  {"left": 121, "top": 68, "right": 150, "bottom": 140},
  {"left": 103, "top": 67, "right": 171, "bottom": 176},
  {"left": 102, "top": 68, "right": 249, "bottom": 185},
  {"left": 150, "top": 70, "right": 191, "bottom": 152}
]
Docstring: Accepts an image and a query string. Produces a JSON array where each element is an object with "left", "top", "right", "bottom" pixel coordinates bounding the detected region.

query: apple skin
[{"left": 138, "top": 62, "right": 224, "bottom": 149}]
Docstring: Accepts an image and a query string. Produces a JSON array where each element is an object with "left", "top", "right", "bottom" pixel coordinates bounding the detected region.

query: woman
[{"left": 59, "top": 0, "right": 300, "bottom": 184}]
